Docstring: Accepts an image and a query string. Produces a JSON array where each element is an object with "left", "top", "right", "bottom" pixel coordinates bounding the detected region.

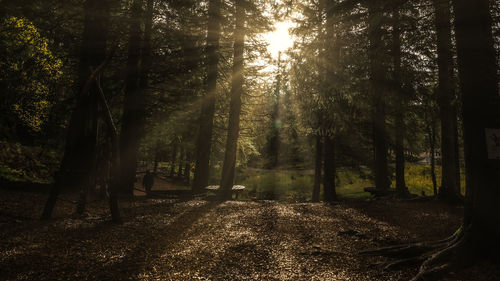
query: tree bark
[
  {"left": 323, "top": 136, "right": 337, "bottom": 202},
  {"left": 192, "top": 0, "right": 221, "bottom": 193},
  {"left": 41, "top": 0, "right": 110, "bottom": 219},
  {"left": 184, "top": 152, "right": 191, "bottom": 184},
  {"left": 452, "top": 0, "right": 500, "bottom": 236},
  {"left": 169, "top": 140, "right": 177, "bottom": 177},
  {"left": 367, "top": 0, "right": 390, "bottom": 191},
  {"left": 428, "top": 121, "right": 437, "bottom": 197},
  {"left": 392, "top": 8, "right": 408, "bottom": 194},
  {"left": 312, "top": 135, "right": 322, "bottom": 202},
  {"left": 119, "top": 0, "right": 144, "bottom": 196},
  {"left": 433, "top": 0, "right": 461, "bottom": 203},
  {"left": 177, "top": 145, "right": 184, "bottom": 178},
  {"left": 219, "top": 0, "right": 245, "bottom": 201}
]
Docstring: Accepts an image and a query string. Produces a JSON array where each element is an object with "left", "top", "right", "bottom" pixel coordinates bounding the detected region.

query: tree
[
  {"left": 219, "top": 0, "right": 246, "bottom": 200},
  {"left": 365, "top": 1, "right": 500, "bottom": 279},
  {"left": 119, "top": 0, "right": 144, "bottom": 196},
  {"left": 41, "top": 0, "right": 120, "bottom": 221},
  {"left": 0, "top": 17, "right": 62, "bottom": 140},
  {"left": 433, "top": 0, "right": 461, "bottom": 202},
  {"left": 322, "top": 0, "right": 340, "bottom": 202},
  {"left": 367, "top": 0, "right": 390, "bottom": 192},
  {"left": 192, "top": 0, "right": 221, "bottom": 193},
  {"left": 391, "top": 6, "right": 408, "bottom": 194}
]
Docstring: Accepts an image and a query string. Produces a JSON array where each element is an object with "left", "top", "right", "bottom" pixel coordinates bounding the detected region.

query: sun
[{"left": 263, "top": 20, "right": 295, "bottom": 58}]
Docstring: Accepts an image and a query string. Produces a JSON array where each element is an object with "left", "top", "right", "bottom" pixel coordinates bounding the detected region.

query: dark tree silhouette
[
  {"left": 433, "top": 0, "right": 461, "bottom": 203},
  {"left": 219, "top": 0, "right": 246, "bottom": 201},
  {"left": 367, "top": 0, "right": 390, "bottom": 192},
  {"left": 41, "top": 0, "right": 111, "bottom": 219},
  {"left": 119, "top": 0, "right": 144, "bottom": 196},
  {"left": 192, "top": 0, "right": 222, "bottom": 193}
]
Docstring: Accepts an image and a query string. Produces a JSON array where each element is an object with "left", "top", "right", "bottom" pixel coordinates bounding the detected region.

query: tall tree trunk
[
  {"left": 433, "top": 0, "right": 461, "bottom": 203},
  {"left": 323, "top": 136, "right": 337, "bottom": 202},
  {"left": 407, "top": 1, "right": 500, "bottom": 279},
  {"left": 119, "top": 0, "right": 144, "bottom": 196},
  {"left": 41, "top": 0, "right": 109, "bottom": 219},
  {"left": 192, "top": 0, "right": 221, "bottom": 193},
  {"left": 367, "top": 0, "right": 390, "bottom": 191},
  {"left": 269, "top": 54, "right": 282, "bottom": 168},
  {"left": 453, "top": 0, "right": 500, "bottom": 236},
  {"left": 392, "top": 8, "right": 408, "bottom": 194},
  {"left": 312, "top": 135, "right": 322, "bottom": 202},
  {"left": 219, "top": 0, "right": 245, "bottom": 201},
  {"left": 321, "top": 0, "right": 339, "bottom": 202}
]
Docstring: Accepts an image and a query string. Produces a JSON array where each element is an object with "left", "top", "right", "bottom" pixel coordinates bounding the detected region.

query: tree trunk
[
  {"left": 367, "top": 0, "right": 390, "bottom": 191},
  {"left": 392, "top": 8, "right": 408, "bottom": 194},
  {"left": 153, "top": 141, "right": 160, "bottom": 174},
  {"left": 219, "top": 0, "right": 245, "bottom": 201},
  {"left": 323, "top": 136, "right": 337, "bottom": 202},
  {"left": 169, "top": 140, "right": 177, "bottom": 177},
  {"left": 119, "top": 0, "right": 144, "bottom": 196},
  {"left": 177, "top": 145, "right": 184, "bottom": 178},
  {"left": 312, "top": 135, "right": 322, "bottom": 202},
  {"left": 192, "top": 0, "right": 221, "bottom": 193},
  {"left": 401, "top": 1, "right": 500, "bottom": 279},
  {"left": 433, "top": 0, "right": 461, "bottom": 203},
  {"left": 453, "top": 0, "right": 500, "bottom": 238},
  {"left": 41, "top": 0, "right": 109, "bottom": 219},
  {"left": 428, "top": 122, "right": 437, "bottom": 197},
  {"left": 184, "top": 152, "right": 191, "bottom": 184}
]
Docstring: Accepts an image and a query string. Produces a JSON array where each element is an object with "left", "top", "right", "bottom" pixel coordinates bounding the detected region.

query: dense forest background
[
  {"left": 1, "top": 0, "right": 500, "bottom": 279},
  {"left": 1, "top": 0, "right": 498, "bottom": 200}
]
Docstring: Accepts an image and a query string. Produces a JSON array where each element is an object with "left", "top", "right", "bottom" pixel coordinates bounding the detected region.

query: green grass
[
  {"left": 234, "top": 167, "right": 373, "bottom": 202},
  {"left": 391, "top": 163, "right": 466, "bottom": 196},
  {"left": 228, "top": 163, "right": 465, "bottom": 202}
]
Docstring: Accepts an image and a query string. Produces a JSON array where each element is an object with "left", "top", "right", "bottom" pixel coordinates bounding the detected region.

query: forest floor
[{"left": 1, "top": 188, "right": 499, "bottom": 280}]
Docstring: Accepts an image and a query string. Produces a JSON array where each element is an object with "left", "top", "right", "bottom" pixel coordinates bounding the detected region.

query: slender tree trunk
[
  {"left": 219, "top": 0, "right": 245, "bottom": 200},
  {"left": 153, "top": 141, "right": 159, "bottom": 174},
  {"left": 169, "top": 140, "right": 177, "bottom": 177},
  {"left": 433, "top": 0, "right": 461, "bottom": 202},
  {"left": 192, "top": 0, "right": 221, "bottom": 193},
  {"left": 177, "top": 145, "right": 184, "bottom": 178},
  {"left": 184, "top": 152, "right": 191, "bottom": 184},
  {"left": 323, "top": 136, "right": 337, "bottom": 202},
  {"left": 269, "top": 55, "right": 282, "bottom": 168},
  {"left": 392, "top": 8, "right": 408, "bottom": 194},
  {"left": 41, "top": 0, "right": 109, "bottom": 219},
  {"left": 95, "top": 75, "right": 121, "bottom": 223},
  {"left": 428, "top": 122, "right": 437, "bottom": 196},
  {"left": 312, "top": 135, "right": 322, "bottom": 202},
  {"left": 119, "top": 0, "right": 144, "bottom": 196},
  {"left": 367, "top": 0, "right": 389, "bottom": 191}
]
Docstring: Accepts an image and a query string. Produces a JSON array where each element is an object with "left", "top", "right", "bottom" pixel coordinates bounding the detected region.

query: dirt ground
[{"left": 0, "top": 188, "right": 499, "bottom": 281}]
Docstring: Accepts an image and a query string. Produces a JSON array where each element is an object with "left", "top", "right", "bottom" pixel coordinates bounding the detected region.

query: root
[
  {"left": 360, "top": 231, "right": 461, "bottom": 258},
  {"left": 362, "top": 227, "right": 476, "bottom": 280}
]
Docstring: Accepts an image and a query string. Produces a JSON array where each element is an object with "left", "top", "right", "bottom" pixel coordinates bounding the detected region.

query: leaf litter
[{"left": 1, "top": 188, "right": 499, "bottom": 280}]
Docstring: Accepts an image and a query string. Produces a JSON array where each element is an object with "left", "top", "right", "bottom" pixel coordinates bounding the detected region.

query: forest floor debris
[{"left": 0, "top": 188, "right": 499, "bottom": 280}]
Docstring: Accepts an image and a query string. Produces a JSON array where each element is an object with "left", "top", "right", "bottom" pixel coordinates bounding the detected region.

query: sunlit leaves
[{"left": 0, "top": 17, "right": 62, "bottom": 134}]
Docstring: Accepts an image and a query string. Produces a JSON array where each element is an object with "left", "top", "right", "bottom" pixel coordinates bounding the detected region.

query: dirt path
[{"left": 0, "top": 190, "right": 498, "bottom": 280}]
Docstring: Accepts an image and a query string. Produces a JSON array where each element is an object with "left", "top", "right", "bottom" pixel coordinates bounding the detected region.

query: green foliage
[
  {"left": 0, "top": 16, "right": 62, "bottom": 136},
  {"left": 391, "top": 163, "right": 466, "bottom": 196},
  {"left": 0, "top": 141, "right": 60, "bottom": 183}
]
